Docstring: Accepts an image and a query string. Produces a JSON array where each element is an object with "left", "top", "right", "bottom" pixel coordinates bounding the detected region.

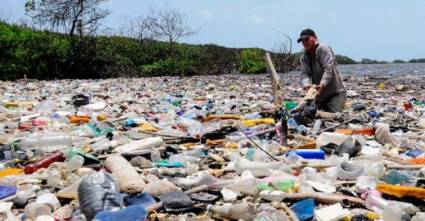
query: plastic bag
[{"left": 78, "top": 172, "right": 123, "bottom": 221}]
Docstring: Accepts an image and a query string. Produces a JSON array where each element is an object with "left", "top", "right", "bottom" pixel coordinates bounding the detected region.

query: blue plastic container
[{"left": 290, "top": 149, "right": 325, "bottom": 160}]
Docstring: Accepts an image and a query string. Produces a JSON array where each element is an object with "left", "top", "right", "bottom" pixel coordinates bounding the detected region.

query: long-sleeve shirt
[{"left": 300, "top": 41, "right": 346, "bottom": 103}]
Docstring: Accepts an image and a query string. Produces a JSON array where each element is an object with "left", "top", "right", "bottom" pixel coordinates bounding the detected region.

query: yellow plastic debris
[
  {"left": 241, "top": 118, "right": 275, "bottom": 127},
  {"left": 96, "top": 114, "right": 107, "bottom": 121},
  {"left": 376, "top": 183, "right": 425, "bottom": 199},
  {"left": 0, "top": 168, "right": 24, "bottom": 178},
  {"left": 137, "top": 123, "right": 159, "bottom": 132}
]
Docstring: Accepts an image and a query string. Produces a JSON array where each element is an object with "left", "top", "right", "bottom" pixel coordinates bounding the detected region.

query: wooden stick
[
  {"left": 236, "top": 124, "right": 280, "bottom": 161},
  {"left": 291, "top": 162, "right": 337, "bottom": 170},
  {"left": 146, "top": 184, "right": 210, "bottom": 212},
  {"left": 318, "top": 118, "right": 356, "bottom": 133},
  {"left": 280, "top": 192, "right": 365, "bottom": 206},
  {"left": 386, "top": 165, "right": 424, "bottom": 170},
  {"left": 265, "top": 52, "right": 283, "bottom": 109},
  {"left": 278, "top": 202, "right": 300, "bottom": 221}
]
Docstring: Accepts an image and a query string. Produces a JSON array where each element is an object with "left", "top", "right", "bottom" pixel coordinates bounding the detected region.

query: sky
[{"left": 1, "top": 0, "right": 425, "bottom": 61}]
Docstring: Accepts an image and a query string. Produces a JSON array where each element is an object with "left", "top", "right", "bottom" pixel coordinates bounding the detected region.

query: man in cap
[{"left": 298, "top": 28, "right": 346, "bottom": 112}]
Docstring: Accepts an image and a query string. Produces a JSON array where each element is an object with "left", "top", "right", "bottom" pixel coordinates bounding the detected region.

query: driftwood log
[{"left": 265, "top": 52, "right": 283, "bottom": 110}]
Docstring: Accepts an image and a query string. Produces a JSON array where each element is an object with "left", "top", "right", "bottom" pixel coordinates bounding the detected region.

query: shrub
[{"left": 239, "top": 48, "right": 267, "bottom": 74}]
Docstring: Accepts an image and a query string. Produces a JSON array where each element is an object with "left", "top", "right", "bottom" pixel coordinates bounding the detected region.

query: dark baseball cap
[{"left": 297, "top": 29, "right": 316, "bottom": 43}]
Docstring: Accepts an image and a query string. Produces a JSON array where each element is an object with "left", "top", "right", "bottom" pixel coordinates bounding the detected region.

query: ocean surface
[{"left": 339, "top": 63, "right": 425, "bottom": 76}]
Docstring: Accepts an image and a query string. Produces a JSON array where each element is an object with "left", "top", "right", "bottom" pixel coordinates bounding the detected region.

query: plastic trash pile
[{"left": 0, "top": 73, "right": 424, "bottom": 221}]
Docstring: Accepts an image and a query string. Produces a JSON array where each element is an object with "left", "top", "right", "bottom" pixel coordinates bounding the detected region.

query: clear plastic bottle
[
  {"left": 363, "top": 190, "right": 407, "bottom": 221},
  {"left": 67, "top": 155, "right": 85, "bottom": 172},
  {"left": 20, "top": 135, "right": 72, "bottom": 149},
  {"left": 47, "top": 169, "right": 62, "bottom": 187},
  {"left": 368, "top": 162, "right": 386, "bottom": 179},
  {"left": 25, "top": 202, "right": 52, "bottom": 220},
  {"left": 234, "top": 158, "right": 284, "bottom": 177},
  {"left": 383, "top": 203, "right": 407, "bottom": 221},
  {"left": 244, "top": 112, "right": 261, "bottom": 120},
  {"left": 364, "top": 191, "right": 387, "bottom": 214},
  {"left": 150, "top": 149, "right": 162, "bottom": 162},
  {"left": 207, "top": 201, "right": 255, "bottom": 221},
  {"left": 90, "top": 137, "right": 113, "bottom": 151},
  {"left": 311, "top": 119, "right": 322, "bottom": 135}
]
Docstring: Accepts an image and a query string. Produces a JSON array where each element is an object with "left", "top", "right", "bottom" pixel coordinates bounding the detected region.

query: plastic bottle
[
  {"left": 113, "top": 137, "right": 164, "bottom": 154},
  {"left": 150, "top": 149, "right": 162, "bottom": 162},
  {"left": 355, "top": 176, "right": 378, "bottom": 193},
  {"left": 47, "top": 169, "right": 62, "bottom": 187},
  {"left": 0, "top": 202, "right": 18, "bottom": 221},
  {"left": 243, "top": 112, "right": 262, "bottom": 120},
  {"left": 177, "top": 117, "right": 204, "bottom": 138},
  {"left": 36, "top": 192, "right": 61, "bottom": 209},
  {"left": 20, "top": 135, "right": 72, "bottom": 149},
  {"left": 24, "top": 151, "right": 65, "bottom": 174},
  {"left": 311, "top": 119, "right": 322, "bottom": 135},
  {"left": 363, "top": 190, "right": 408, "bottom": 221},
  {"left": 368, "top": 162, "right": 386, "bottom": 179},
  {"left": 67, "top": 155, "right": 85, "bottom": 172},
  {"left": 364, "top": 190, "right": 387, "bottom": 214},
  {"left": 285, "top": 152, "right": 301, "bottom": 166},
  {"left": 207, "top": 202, "right": 255, "bottom": 221},
  {"left": 91, "top": 137, "right": 113, "bottom": 151},
  {"left": 234, "top": 158, "right": 284, "bottom": 177},
  {"left": 25, "top": 202, "right": 52, "bottom": 220},
  {"left": 291, "top": 149, "right": 325, "bottom": 160},
  {"left": 287, "top": 118, "right": 298, "bottom": 129},
  {"left": 14, "top": 186, "right": 40, "bottom": 206},
  {"left": 411, "top": 212, "right": 425, "bottom": 221},
  {"left": 225, "top": 178, "right": 259, "bottom": 196},
  {"left": 225, "top": 132, "right": 247, "bottom": 142},
  {"left": 255, "top": 204, "right": 290, "bottom": 221}
]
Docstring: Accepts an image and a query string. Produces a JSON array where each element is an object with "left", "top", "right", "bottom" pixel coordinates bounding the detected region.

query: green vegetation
[
  {"left": 239, "top": 48, "right": 267, "bottom": 74},
  {"left": 335, "top": 55, "right": 356, "bottom": 64},
  {"left": 0, "top": 22, "right": 300, "bottom": 80},
  {"left": 393, "top": 59, "right": 406, "bottom": 63},
  {"left": 408, "top": 58, "right": 425, "bottom": 63},
  {"left": 360, "top": 58, "right": 388, "bottom": 64},
  {"left": 2, "top": 21, "right": 424, "bottom": 81}
]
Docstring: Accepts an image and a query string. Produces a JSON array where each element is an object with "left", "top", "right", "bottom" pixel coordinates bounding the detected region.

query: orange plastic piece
[
  {"left": 0, "top": 168, "right": 24, "bottom": 178},
  {"left": 406, "top": 157, "right": 425, "bottom": 165},
  {"left": 335, "top": 128, "right": 374, "bottom": 136},
  {"left": 68, "top": 115, "right": 91, "bottom": 124},
  {"left": 353, "top": 128, "right": 375, "bottom": 136},
  {"left": 335, "top": 129, "right": 353, "bottom": 135},
  {"left": 376, "top": 183, "right": 425, "bottom": 199},
  {"left": 294, "top": 141, "right": 317, "bottom": 149},
  {"left": 206, "top": 139, "right": 226, "bottom": 146}
]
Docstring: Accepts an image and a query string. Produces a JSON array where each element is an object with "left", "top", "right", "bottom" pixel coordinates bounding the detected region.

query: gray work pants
[{"left": 318, "top": 92, "right": 347, "bottom": 113}]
